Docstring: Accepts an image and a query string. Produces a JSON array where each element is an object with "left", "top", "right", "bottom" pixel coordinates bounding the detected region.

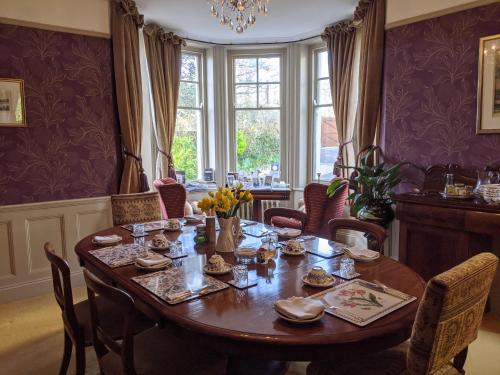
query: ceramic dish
[
  {"left": 275, "top": 309, "right": 325, "bottom": 324},
  {"left": 348, "top": 253, "right": 380, "bottom": 263},
  {"left": 281, "top": 247, "right": 306, "bottom": 256},
  {"left": 301, "top": 275, "right": 335, "bottom": 288},
  {"left": 147, "top": 242, "right": 170, "bottom": 251},
  {"left": 92, "top": 236, "right": 122, "bottom": 246},
  {"left": 203, "top": 264, "right": 233, "bottom": 275}
]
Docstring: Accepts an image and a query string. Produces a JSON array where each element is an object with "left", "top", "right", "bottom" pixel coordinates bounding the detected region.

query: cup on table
[
  {"left": 233, "top": 265, "right": 248, "bottom": 287},
  {"left": 132, "top": 223, "right": 145, "bottom": 237},
  {"left": 340, "top": 257, "right": 355, "bottom": 277}
]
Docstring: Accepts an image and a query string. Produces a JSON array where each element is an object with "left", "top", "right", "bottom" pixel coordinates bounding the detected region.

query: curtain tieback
[
  {"left": 123, "top": 148, "right": 146, "bottom": 172},
  {"left": 123, "top": 148, "right": 150, "bottom": 192},
  {"left": 157, "top": 148, "right": 174, "bottom": 168}
]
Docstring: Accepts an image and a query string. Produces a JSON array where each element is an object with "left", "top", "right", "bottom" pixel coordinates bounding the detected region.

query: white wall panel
[{"left": 0, "top": 221, "right": 15, "bottom": 281}]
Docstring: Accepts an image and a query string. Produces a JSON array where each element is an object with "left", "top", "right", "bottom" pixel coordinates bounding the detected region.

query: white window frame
[{"left": 227, "top": 49, "right": 287, "bottom": 175}]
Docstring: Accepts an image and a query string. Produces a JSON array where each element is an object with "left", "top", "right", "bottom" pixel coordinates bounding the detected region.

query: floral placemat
[
  {"left": 309, "top": 279, "right": 416, "bottom": 326},
  {"left": 89, "top": 243, "right": 153, "bottom": 268},
  {"left": 132, "top": 267, "right": 229, "bottom": 305},
  {"left": 121, "top": 220, "right": 168, "bottom": 232}
]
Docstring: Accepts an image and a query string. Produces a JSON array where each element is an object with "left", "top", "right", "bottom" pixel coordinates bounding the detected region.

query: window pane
[
  {"left": 314, "top": 106, "right": 338, "bottom": 180},
  {"left": 181, "top": 54, "right": 199, "bottom": 81},
  {"left": 317, "top": 79, "right": 332, "bottom": 105},
  {"left": 179, "top": 81, "right": 199, "bottom": 108},
  {"left": 235, "top": 58, "right": 257, "bottom": 83},
  {"left": 258, "top": 84, "right": 280, "bottom": 107},
  {"left": 258, "top": 57, "right": 280, "bottom": 82},
  {"left": 235, "top": 84, "right": 257, "bottom": 108},
  {"left": 236, "top": 110, "right": 280, "bottom": 174},
  {"left": 173, "top": 109, "right": 200, "bottom": 181},
  {"left": 317, "top": 50, "right": 329, "bottom": 79}
]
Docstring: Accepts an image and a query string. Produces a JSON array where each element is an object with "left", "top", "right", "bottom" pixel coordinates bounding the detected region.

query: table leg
[{"left": 252, "top": 200, "right": 263, "bottom": 222}]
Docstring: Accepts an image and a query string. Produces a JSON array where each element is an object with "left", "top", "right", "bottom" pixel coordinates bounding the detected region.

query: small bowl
[
  {"left": 151, "top": 234, "right": 169, "bottom": 249},
  {"left": 307, "top": 266, "right": 329, "bottom": 284}
]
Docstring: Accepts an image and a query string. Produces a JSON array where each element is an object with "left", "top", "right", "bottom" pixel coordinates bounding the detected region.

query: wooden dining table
[{"left": 75, "top": 221, "right": 425, "bottom": 371}]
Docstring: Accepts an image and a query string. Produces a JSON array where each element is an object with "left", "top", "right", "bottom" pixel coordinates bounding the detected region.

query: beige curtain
[
  {"left": 355, "top": 0, "right": 386, "bottom": 153},
  {"left": 322, "top": 21, "right": 357, "bottom": 177},
  {"left": 111, "top": 0, "right": 149, "bottom": 193},
  {"left": 143, "top": 24, "right": 185, "bottom": 179}
]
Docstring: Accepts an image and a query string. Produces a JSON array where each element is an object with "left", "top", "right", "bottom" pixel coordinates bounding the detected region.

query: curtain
[
  {"left": 322, "top": 21, "right": 357, "bottom": 177},
  {"left": 143, "top": 24, "right": 185, "bottom": 179},
  {"left": 355, "top": 0, "right": 386, "bottom": 154},
  {"left": 111, "top": 0, "right": 149, "bottom": 193}
]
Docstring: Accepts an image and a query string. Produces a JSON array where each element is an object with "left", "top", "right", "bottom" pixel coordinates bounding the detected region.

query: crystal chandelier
[{"left": 208, "top": 0, "right": 270, "bottom": 34}]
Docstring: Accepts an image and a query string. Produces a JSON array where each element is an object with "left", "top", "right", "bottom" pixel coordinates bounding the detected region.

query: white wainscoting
[{"left": 0, "top": 196, "right": 112, "bottom": 303}]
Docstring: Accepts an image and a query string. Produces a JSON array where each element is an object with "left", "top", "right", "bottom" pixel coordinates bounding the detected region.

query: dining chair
[
  {"left": 307, "top": 252, "right": 499, "bottom": 375},
  {"left": 44, "top": 243, "right": 153, "bottom": 375},
  {"left": 83, "top": 269, "right": 227, "bottom": 375},
  {"left": 264, "top": 180, "right": 348, "bottom": 238},
  {"left": 153, "top": 178, "right": 188, "bottom": 219},
  {"left": 328, "top": 218, "right": 387, "bottom": 253},
  {"left": 110, "top": 191, "right": 162, "bottom": 226}
]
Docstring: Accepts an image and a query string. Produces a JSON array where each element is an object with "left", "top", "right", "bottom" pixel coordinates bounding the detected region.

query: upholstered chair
[
  {"left": 44, "top": 243, "right": 153, "bottom": 375},
  {"left": 110, "top": 192, "right": 161, "bottom": 225},
  {"left": 329, "top": 218, "right": 387, "bottom": 253},
  {"left": 83, "top": 269, "right": 228, "bottom": 375},
  {"left": 264, "top": 180, "right": 348, "bottom": 238},
  {"left": 152, "top": 178, "right": 188, "bottom": 219},
  {"left": 307, "top": 252, "right": 499, "bottom": 375}
]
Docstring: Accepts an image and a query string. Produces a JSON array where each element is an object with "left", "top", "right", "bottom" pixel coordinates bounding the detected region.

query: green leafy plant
[{"left": 327, "top": 146, "right": 403, "bottom": 217}]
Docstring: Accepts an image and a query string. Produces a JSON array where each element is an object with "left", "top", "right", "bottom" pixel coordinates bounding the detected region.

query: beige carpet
[{"left": 1, "top": 288, "right": 499, "bottom": 375}]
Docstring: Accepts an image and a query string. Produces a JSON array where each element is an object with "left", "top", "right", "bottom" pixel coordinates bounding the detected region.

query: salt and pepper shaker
[{"left": 205, "top": 216, "right": 216, "bottom": 244}]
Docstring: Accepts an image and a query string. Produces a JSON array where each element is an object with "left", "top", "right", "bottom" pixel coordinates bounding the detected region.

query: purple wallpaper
[
  {"left": 0, "top": 23, "right": 120, "bottom": 205},
  {"left": 382, "top": 3, "right": 500, "bottom": 170}
]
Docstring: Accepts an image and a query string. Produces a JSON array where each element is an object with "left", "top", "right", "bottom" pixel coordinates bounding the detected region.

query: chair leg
[
  {"left": 58, "top": 330, "right": 72, "bottom": 375},
  {"left": 75, "top": 342, "right": 86, "bottom": 375},
  {"left": 453, "top": 346, "right": 468, "bottom": 374}
]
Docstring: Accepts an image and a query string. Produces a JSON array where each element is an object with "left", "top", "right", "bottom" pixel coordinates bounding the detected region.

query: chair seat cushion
[
  {"left": 74, "top": 296, "right": 154, "bottom": 346},
  {"left": 271, "top": 216, "right": 303, "bottom": 230},
  {"left": 99, "top": 327, "right": 227, "bottom": 375},
  {"left": 306, "top": 341, "right": 460, "bottom": 375}
]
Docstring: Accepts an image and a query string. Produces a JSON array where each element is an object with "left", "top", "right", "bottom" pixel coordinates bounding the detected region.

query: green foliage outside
[{"left": 172, "top": 132, "right": 197, "bottom": 181}]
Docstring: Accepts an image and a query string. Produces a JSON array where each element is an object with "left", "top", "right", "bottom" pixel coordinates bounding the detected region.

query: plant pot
[
  {"left": 357, "top": 203, "right": 394, "bottom": 228},
  {"left": 216, "top": 216, "right": 240, "bottom": 253}
]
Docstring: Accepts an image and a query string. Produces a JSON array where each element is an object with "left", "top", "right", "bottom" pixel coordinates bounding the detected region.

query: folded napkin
[
  {"left": 345, "top": 246, "right": 379, "bottom": 259},
  {"left": 166, "top": 290, "right": 192, "bottom": 303},
  {"left": 274, "top": 297, "right": 324, "bottom": 320},
  {"left": 274, "top": 227, "right": 302, "bottom": 237},
  {"left": 94, "top": 234, "right": 122, "bottom": 243},
  {"left": 136, "top": 254, "right": 169, "bottom": 267}
]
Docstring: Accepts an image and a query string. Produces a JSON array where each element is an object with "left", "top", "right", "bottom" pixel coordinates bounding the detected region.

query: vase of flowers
[{"left": 198, "top": 183, "right": 253, "bottom": 252}]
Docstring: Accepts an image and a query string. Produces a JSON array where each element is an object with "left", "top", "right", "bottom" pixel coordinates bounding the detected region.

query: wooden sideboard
[{"left": 395, "top": 193, "right": 500, "bottom": 281}]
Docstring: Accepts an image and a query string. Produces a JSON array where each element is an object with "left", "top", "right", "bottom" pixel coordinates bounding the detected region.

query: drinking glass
[
  {"left": 132, "top": 223, "right": 145, "bottom": 237},
  {"left": 233, "top": 265, "right": 248, "bottom": 287},
  {"left": 340, "top": 257, "right": 355, "bottom": 277},
  {"left": 170, "top": 240, "right": 183, "bottom": 257}
]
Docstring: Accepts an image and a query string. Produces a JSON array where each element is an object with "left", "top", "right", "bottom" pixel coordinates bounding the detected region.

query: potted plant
[
  {"left": 326, "top": 146, "right": 403, "bottom": 227},
  {"left": 198, "top": 183, "right": 253, "bottom": 252}
]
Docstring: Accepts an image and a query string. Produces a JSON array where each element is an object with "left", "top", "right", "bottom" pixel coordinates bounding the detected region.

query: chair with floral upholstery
[
  {"left": 307, "top": 252, "right": 499, "bottom": 375},
  {"left": 153, "top": 178, "right": 188, "bottom": 219},
  {"left": 110, "top": 192, "right": 162, "bottom": 226},
  {"left": 264, "top": 180, "right": 348, "bottom": 238}
]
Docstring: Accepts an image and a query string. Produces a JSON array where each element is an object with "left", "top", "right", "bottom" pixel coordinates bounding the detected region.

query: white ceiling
[{"left": 136, "top": 0, "right": 359, "bottom": 44}]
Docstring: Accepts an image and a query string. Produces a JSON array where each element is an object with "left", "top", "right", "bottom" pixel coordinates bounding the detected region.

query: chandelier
[{"left": 208, "top": 0, "right": 270, "bottom": 34}]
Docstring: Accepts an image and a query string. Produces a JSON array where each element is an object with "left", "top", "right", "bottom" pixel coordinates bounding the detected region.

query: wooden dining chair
[
  {"left": 307, "top": 252, "right": 499, "bottom": 375},
  {"left": 83, "top": 269, "right": 227, "bottom": 375},
  {"left": 153, "top": 178, "right": 188, "bottom": 219},
  {"left": 44, "top": 243, "right": 154, "bottom": 375},
  {"left": 110, "top": 192, "right": 162, "bottom": 225},
  {"left": 328, "top": 218, "right": 387, "bottom": 253}
]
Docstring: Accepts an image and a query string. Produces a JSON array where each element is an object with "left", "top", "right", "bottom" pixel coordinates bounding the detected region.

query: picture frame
[
  {"left": 264, "top": 175, "right": 273, "bottom": 187},
  {"left": 477, "top": 34, "right": 500, "bottom": 134},
  {"left": 0, "top": 78, "right": 26, "bottom": 127},
  {"left": 175, "top": 170, "right": 185, "bottom": 185}
]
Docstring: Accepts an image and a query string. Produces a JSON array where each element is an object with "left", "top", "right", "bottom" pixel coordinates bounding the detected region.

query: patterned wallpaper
[
  {"left": 382, "top": 3, "right": 500, "bottom": 170},
  {"left": 0, "top": 23, "right": 120, "bottom": 205}
]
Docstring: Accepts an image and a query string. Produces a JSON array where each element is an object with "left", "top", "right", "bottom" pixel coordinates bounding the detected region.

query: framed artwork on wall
[
  {"left": 477, "top": 34, "right": 500, "bottom": 134},
  {"left": 0, "top": 78, "right": 26, "bottom": 127}
]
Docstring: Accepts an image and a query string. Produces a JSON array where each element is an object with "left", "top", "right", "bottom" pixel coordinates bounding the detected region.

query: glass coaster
[
  {"left": 227, "top": 279, "right": 258, "bottom": 289},
  {"left": 163, "top": 252, "right": 188, "bottom": 260},
  {"left": 331, "top": 270, "right": 361, "bottom": 280}
]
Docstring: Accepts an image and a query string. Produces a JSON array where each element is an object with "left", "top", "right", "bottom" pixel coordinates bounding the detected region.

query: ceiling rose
[{"left": 207, "top": 0, "right": 270, "bottom": 34}]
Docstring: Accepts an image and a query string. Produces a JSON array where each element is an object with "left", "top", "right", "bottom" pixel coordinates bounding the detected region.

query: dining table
[{"left": 75, "top": 220, "right": 426, "bottom": 373}]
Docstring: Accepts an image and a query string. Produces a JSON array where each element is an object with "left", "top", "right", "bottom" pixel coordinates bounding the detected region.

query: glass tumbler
[
  {"left": 132, "top": 223, "right": 145, "bottom": 237},
  {"left": 340, "top": 257, "right": 355, "bottom": 277},
  {"left": 233, "top": 265, "right": 248, "bottom": 287}
]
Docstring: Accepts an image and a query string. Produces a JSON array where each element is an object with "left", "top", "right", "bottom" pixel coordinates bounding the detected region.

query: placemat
[
  {"left": 306, "top": 239, "right": 345, "bottom": 258},
  {"left": 243, "top": 226, "right": 272, "bottom": 238},
  {"left": 89, "top": 244, "right": 153, "bottom": 268},
  {"left": 121, "top": 220, "right": 168, "bottom": 232},
  {"left": 132, "top": 267, "right": 229, "bottom": 305},
  {"left": 310, "top": 279, "right": 416, "bottom": 326}
]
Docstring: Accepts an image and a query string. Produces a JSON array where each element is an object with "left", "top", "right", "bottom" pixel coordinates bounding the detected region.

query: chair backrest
[
  {"left": 303, "top": 180, "right": 348, "bottom": 237},
  {"left": 153, "top": 178, "right": 187, "bottom": 219},
  {"left": 110, "top": 192, "right": 161, "bottom": 225},
  {"left": 83, "top": 269, "right": 137, "bottom": 375},
  {"left": 328, "top": 218, "right": 387, "bottom": 253},
  {"left": 44, "top": 242, "right": 80, "bottom": 335},
  {"left": 407, "top": 252, "right": 498, "bottom": 374}
]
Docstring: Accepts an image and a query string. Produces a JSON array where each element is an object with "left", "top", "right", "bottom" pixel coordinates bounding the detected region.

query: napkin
[
  {"left": 274, "top": 227, "right": 302, "bottom": 237},
  {"left": 274, "top": 297, "right": 324, "bottom": 320},
  {"left": 345, "top": 246, "right": 379, "bottom": 259},
  {"left": 136, "top": 254, "right": 169, "bottom": 267},
  {"left": 94, "top": 235, "right": 122, "bottom": 243},
  {"left": 166, "top": 290, "right": 192, "bottom": 303}
]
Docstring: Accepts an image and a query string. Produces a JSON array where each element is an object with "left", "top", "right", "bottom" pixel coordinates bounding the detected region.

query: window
[
  {"left": 173, "top": 52, "right": 204, "bottom": 181},
  {"left": 230, "top": 54, "right": 282, "bottom": 176},
  {"left": 312, "top": 49, "right": 337, "bottom": 181}
]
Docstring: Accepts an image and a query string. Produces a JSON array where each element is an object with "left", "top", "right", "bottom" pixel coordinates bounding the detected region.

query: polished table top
[{"left": 75, "top": 222, "right": 425, "bottom": 360}]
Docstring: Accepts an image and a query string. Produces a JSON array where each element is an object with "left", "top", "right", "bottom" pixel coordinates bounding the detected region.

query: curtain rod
[{"left": 177, "top": 33, "right": 323, "bottom": 46}]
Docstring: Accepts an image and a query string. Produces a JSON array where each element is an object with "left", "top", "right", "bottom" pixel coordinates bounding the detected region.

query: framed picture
[
  {"left": 477, "top": 34, "right": 500, "bottom": 134},
  {"left": 175, "top": 170, "right": 185, "bottom": 185},
  {"left": 264, "top": 175, "right": 273, "bottom": 187},
  {"left": 0, "top": 78, "right": 26, "bottom": 127},
  {"left": 226, "top": 174, "right": 235, "bottom": 187}
]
